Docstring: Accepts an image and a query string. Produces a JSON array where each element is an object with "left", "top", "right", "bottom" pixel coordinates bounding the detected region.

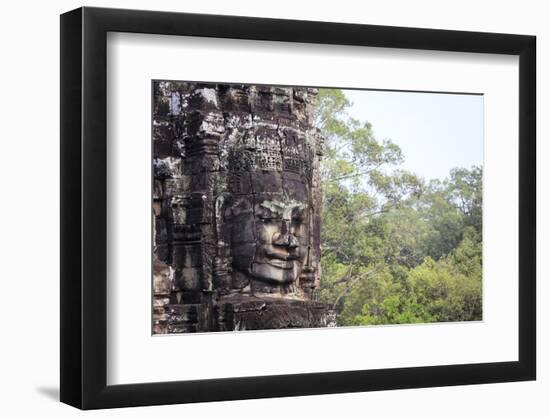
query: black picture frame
[{"left": 60, "top": 6, "right": 536, "bottom": 410}]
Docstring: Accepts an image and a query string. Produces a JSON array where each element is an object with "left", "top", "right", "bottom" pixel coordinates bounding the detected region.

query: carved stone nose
[
  {"left": 286, "top": 235, "right": 299, "bottom": 248},
  {"left": 272, "top": 222, "right": 299, "bottom": 248},
  {"left": 273, "top": 233, "right": 299, "bottom": 248}
]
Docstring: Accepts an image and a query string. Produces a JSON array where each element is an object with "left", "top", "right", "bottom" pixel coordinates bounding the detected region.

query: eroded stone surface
[{"left": 152, "top": 81, "right": 334, "bottom": 333}]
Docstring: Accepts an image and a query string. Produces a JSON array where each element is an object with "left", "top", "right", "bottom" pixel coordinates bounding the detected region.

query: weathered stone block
[
  {"left": 218, "top": 297, "right": 335, "bottom": 331},
  {"left": 187, "top": 88, "right": 220, "bottom": 111},
  {"left": 251, "top": 171, "right": 283, "bottom": 193},
  {"left": 228, "top": 171, "right": 253, "bottom": 195},
  {"left": 153, "top": 157, "right": 182, "bottom": 179},
  {"left": 173, "top": 243, "right": 202, "bottom": 268},
  {"left": 153, "top": 259, "right": 172, "bottom": 296},
  {"left": 176, "top": 267, "right": 202, "bottom": 291},
  {"left": 164, "top": 178, "right": 188, "bottom": 197}
]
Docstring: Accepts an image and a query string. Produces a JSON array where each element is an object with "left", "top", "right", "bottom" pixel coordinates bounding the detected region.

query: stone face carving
[{"left": 152, "top": 81, "right": 334, "bottom": 333}]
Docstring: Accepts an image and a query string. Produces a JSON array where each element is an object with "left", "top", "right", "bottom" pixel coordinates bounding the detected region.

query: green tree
[
  {"left": 315, "top": 88, "right": 483, "bottom": 326},
  {"left": 315, "top": 89, "right": 420, "bottom": 323}
]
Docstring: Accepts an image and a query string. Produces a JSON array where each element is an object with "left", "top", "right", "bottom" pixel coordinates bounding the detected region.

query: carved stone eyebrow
[
  {"left": 257, "top": 206, "right": 278, "bottom": 219},
  {"left": 260, "top": 200, "right": 305, "bottom": 220},
  {"left": 291, "top": 206, "right": 306, "bottom": 218}
]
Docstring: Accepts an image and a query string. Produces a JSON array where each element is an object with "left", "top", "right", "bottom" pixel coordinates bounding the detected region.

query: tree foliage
[{"left": 315, "top": 89, "right": 482, "bottom": 326}]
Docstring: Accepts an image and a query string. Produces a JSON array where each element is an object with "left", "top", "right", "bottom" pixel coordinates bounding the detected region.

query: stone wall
[{"left": 152, "top": 81, "right": 333, "bottom": 333}]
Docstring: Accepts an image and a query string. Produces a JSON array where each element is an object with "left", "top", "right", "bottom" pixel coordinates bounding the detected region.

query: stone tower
[{"left": 152, "top": 81, "right": 334, "bottom": 333}]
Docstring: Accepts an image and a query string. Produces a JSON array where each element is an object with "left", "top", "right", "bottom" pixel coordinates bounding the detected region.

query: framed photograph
[{"left": 60, "top": 6, "right": 536, "bottom": 409}]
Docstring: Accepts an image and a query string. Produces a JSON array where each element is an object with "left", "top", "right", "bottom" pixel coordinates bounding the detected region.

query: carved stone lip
[
  {"left": 265, "top": 258, "right": 297, "bottom": 269},
  {"left": 264, "top": 247, "right": 300, "bottom": 261},
  {"left": 268, "top": 259, "right": 294, "bottom": 269}
]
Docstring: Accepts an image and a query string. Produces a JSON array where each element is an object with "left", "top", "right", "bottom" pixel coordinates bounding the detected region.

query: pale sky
[{"left": 343, "top": 89, "right": 484, "bottom": 181}]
